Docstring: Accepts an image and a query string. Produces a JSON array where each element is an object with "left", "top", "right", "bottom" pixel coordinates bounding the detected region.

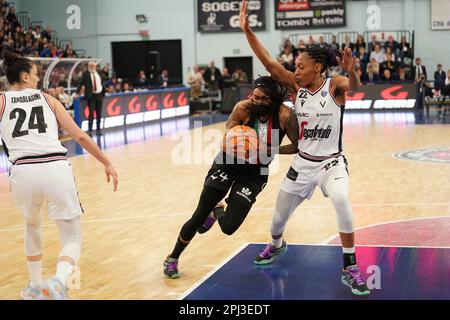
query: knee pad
[
  {"left": 329, "top": 185, "right": 354, "bottom": 234},
  {"left": 56, "top": 217, "right": 82, "bottom": 263}
]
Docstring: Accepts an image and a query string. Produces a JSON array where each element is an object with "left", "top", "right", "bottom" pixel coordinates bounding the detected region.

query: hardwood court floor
[{"left": 0, "top": 114, "right": 449, "bottom": 300}]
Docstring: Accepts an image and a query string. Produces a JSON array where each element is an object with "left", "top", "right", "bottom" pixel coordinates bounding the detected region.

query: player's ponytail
[{"left": 2, "top": 51, "right": 34, "bottom": 85}]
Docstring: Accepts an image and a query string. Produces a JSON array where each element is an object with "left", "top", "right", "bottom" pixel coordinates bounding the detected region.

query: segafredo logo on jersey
[
  {"left": 393, "top": 148, "right": 450, "bottom": 164},
  {"left": 301, "top": 125, "right": 332, "bottom": 140}
]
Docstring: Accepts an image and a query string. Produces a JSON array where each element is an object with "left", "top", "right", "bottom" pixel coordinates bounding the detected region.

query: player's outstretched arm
[
  {"left": 45, "top": 93, "right": 118, "bottom": 192},
  {"left": 240, "top": 0, "right": 296, "bottom": 91}
]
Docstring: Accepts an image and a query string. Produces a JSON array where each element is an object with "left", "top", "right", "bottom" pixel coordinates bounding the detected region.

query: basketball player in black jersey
[{"left": 164, "top": 76, "right": 300, "bottom": 279}]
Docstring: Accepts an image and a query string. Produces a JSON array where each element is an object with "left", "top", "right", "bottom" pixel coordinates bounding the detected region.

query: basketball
[{"left": 224, "top": 125, "right": 259, "bottom": 160}]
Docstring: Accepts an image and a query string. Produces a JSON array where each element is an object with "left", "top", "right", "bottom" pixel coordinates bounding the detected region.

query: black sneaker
[
  {"left": 163, "top": 256, "right": 180, "bottom": 279},
  {"left": 341, "top": 265, "right": 370, "bottom": 295},
  {"left": 254, "top": 240, "right": 287, "bottom": 265}
]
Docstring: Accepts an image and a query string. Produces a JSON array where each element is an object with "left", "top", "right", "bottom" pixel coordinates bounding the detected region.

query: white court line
[
  {"left": 0, "top": 212, "right": 193, "bottom": 233},
  {"left": 1, "top": 202, "right": 449, "bottom": 233},
  {"left": 320, "top": 215, "right": 450, "bottom": 245},
  {"left": 176, "top": 243, "right": 249, "bottom": 300}
]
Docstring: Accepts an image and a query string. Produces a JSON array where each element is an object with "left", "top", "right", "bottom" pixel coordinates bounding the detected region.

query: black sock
[
  {"left": 170, "top": 236, "right": 189, "bottom": 260},
  {"left": 343, "top": 253, "right": 357, "bottom": 269}
]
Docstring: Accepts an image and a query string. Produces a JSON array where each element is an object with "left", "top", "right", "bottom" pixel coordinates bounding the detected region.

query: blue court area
[{"left": 182, "top": 244, "right": 450, "bottom": 300}]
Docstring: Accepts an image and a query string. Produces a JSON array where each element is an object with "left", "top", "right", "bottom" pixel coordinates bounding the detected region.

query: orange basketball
[{"left": 224, "top": 125, "right": 259, "bottom": 161}]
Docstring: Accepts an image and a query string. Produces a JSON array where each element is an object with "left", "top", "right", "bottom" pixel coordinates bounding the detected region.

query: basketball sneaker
[
  {"left": 341, "top": 265, "right": 370, "bottom": 296},
  {"left": 163, "top": 256, "right": 180, "bottom": 279},
  {"left": 197, "top": 202, "right": 225, "bottom": 234},
  {"left": 42, "top": 277, "right": 67, "bottom": 300},
  {"left": 254, "top": 240, "right": 287, "bottom": 265},
  {"left": 20, "top": 282, "right": 50, "bottom": 300}
]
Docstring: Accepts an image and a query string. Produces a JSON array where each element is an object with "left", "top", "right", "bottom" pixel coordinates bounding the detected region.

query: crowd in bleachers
[
  {"left": 278, "top": 33, "right": 445, "bottom": 88},
  {"left": 0, "top": 0, "right": 78, "bottom": 59}
]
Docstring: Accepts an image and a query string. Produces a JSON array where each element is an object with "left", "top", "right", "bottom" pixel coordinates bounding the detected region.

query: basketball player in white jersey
[
  {"left": 0, "top": 52, "right": 118, "bottom": 299},
  {"left": 240, "top": 1, "right": 369, "bottom": 295}
]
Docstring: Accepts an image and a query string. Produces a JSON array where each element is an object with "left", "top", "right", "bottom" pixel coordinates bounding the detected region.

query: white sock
[
  {"left": 27, "top": 261, "right": 42, "bottom": 288},
  {"left": 56, "top": 261, "right": 74, "bottom": 285},
  {"left": 342, "top": 247, "right": 355, "bottom": 254},
  {"left": 271, "top": 237, "right": 283, "bottom": 248}
]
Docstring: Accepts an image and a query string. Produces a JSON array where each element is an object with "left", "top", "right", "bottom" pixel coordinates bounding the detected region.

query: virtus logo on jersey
[{"left": 302, "top": 125, "right": 332, "bottom": 140}]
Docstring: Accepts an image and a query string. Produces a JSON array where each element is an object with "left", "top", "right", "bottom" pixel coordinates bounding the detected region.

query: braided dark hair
[
  {"left": 251, "top": 76, "right": 288, "bottom": 107},
  {"left": 305, "top": 46, "right": 341, "bottom": 73}
]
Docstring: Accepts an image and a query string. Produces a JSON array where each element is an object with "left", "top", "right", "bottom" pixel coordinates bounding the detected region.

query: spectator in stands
[
  {"left": 354, "top": 34, "right": 366, "bottom": 53},
  {"left": 100, "top": 63, "right": 110, "bottom": 80},
  {"left": 446, "top": 69, "right": 450, "bottom": 86},
  {"left": 40, "top": 41, "right": 62, "bottom": 58},
  {"left": 341, "top": 35, "right": 354, "bottom": 52},
  {"left": 368, "top": 34, "right": 380, "bottom": 53},
  {"left": 434, "top": 64, "right": 446, "bottom": 91},
  {"left": 296, "top": 39, "right": 307, "bottom": 53},
  {"left": 279, "top": 45, "right": 294, "bottom": 71},
  {"left": 58, "top": 73, "right": 68, "bottom": 87},
  {"left": 134, "top": 70, "right": 149, "bottom": 88},
  {"left": 6, "top": 6, "right": 19, "bottom": 29},
  {"left": 20, "top": 40, "right": 34, "bottom": 56},
  {"left": 370, "top": 44, "right": 385, "bottom": 64},
  {"left": 384, "top": 46, "right": 395, "bottom": 63},
  {"left": 363, "top": 62, "right": 380, "bottom": 83},
  {"left": 123, "top": 82, "right": 132, "bottom": 93},
  {"left": 279, "top": 38, "right": 293, "bottom": 55},
  {"left": 79, "top": 61, "right": 105, "bottom": 136},
  {"left": 41, "top": 26, "right": 53, "bottom": 41},
  {"left": 414, "top": 57, "right": 427, "bottom": 81},
  {"left": 384, "top": 35, "right": 398, "bottom": 55},
  {"left": 203, "top": 61, "right": 221, "bottom": 94},
  {"left": 105, "top": 84, "right": 115, "bottom": 94},
  {"left": 329, "top": 34, "right": 340, "bottom": 51},
  {"left": 356, "top": 46, "right": 369, "bottom": 70},
  {"left": 32, "top": 25, "right": 42, "bottom": 40},
  {"left": 219, "top": 67, "right": 234, "bottom": 95},
  {"left": 187, "top": 65, "right": 204, "bottom": 100},
  {"left": 114, "top": 78, "right": 123, "bottom": 93},
  {"left": 398, "top": 67, "right": 410, "bottom": 82},
  {"left": 366, "top": 58, "right": 380, "bottom": 75},
  {"left": 157, "top": 69, "right": 170, "bottom": 88},
  {"left": 381, "top": 53, "right": 397, "bottom": 76},
  {"left": 62, "top": 44, "right": 77, "bottom": 58},
  {"left": 399, "top": 36, "right": 411, "bottom": 59},
  {"left": 381, "top": 69, "right": 397, "bottom": 82},
  {"left": 231, "top": 67, "right": 248, "bottom": 86}
]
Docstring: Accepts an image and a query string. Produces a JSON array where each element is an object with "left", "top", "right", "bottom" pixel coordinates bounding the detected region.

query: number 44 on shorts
[{"left": 211, "top": 171, "right": 229, "bottom": 182}]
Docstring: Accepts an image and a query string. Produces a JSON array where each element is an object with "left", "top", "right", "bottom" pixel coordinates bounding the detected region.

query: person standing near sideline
[{"left": 79, "top": 61, "right": 105, "bottom": 136}]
